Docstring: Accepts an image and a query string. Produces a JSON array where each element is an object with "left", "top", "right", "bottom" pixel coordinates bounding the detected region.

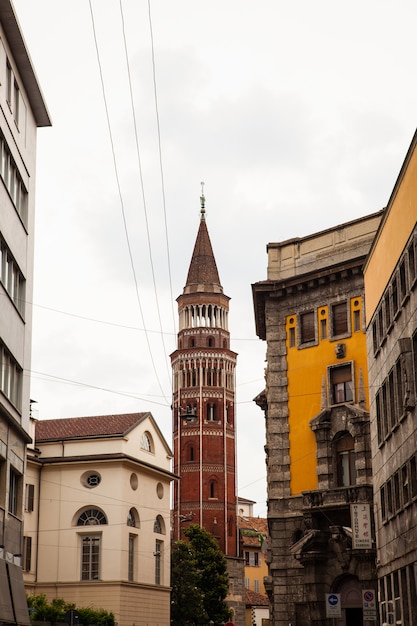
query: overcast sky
[{"left": 13, "top": 0, "right": 417, "bottom": 516}]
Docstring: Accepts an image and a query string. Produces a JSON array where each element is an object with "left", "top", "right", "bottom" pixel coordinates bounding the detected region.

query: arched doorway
[{"left": 334, "top": 576, "right": 364, "bottom": 626}]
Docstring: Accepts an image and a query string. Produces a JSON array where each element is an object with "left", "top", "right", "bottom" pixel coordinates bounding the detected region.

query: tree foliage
[
  {"left": 26, "top": 594, "right": 115, "bottom": 626},
  {"left": 171, "top": 524, "right": 232, "bottom": 626}
]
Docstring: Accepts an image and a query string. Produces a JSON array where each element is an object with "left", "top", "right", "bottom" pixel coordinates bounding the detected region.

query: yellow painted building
[{"left": 286, "top": 296, "right": 370, "bottom": 495}]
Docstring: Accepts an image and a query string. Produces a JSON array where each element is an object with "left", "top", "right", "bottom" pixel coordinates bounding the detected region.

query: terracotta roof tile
[
  {"left": 239, "top": 516, "right": 268, "bottom": 535},
  {"left": 35, "top": 412, "right": 149, "bottom": 442},
  {"left": 245, "top": 589, "right": 269, "bottom": 606}
]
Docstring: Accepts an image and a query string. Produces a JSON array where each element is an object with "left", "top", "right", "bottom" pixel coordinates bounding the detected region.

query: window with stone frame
[
  {"left": 329, "top": 363, "right": 354, "bottom": 404},
  {"left": 334, "top": 433, "right": 356, "bottom": 487}
]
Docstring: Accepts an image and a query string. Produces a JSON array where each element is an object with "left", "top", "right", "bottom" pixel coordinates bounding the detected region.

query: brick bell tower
[{"left": 171, "top": 190, "right": 238, "bottom": 556}]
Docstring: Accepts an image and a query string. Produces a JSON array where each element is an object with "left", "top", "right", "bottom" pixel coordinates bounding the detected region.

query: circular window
[
  {"left": 354, "top": 300, "right": 359, "bottom": 307},
  {"left": 289, "top": 317, "right": 294, "bottom": 324},
  {"left": 156, "top": 482, "right": 164, "bottom": 499},
  {"left": 320, "top": 309, "right": 326, "bottom": 316},
  {"left": 130, "top": 473, "right": 138, "bottom": 490},
  {"left": 81, "top": 471, "right": 101, "bottom": 489}
]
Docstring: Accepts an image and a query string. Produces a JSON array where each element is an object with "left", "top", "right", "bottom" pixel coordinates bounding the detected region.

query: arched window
[
  {"left": 209, "top": 480, "right": 217, "bottom": 499},
  {"left": 77, "top": 508, "right": 107, "bottom": 526},
  {"left": 208, "top": 337, "right": 214, "bottom": 347},
  {"left": 140, "top": 431, "right": 153, "bottom": 452},
  {"left": 334, "top": 433, "right": 356, "bottom": 486},
  {"left": 127, "top": 507, "right": 140, "bottom": 527},
  {"left": 189, "top": 445, "right": 195, "bottom": 462},
  {"left": 189, "top": 337, "right": 195, "bottom": 348},
  {"left": 154, "top": 514, "right": 165, "bottom": 534}
]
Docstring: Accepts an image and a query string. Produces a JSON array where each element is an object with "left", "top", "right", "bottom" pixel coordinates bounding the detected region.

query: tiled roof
[
  {"left": 185, "top": 216, "right": 221, "bottom": 288},
  {"left": 239, "top": 515, "right": 268, "bottom": 534},
  {"left": 245, "top": 589, "right": 269, "bottom": 607},
  {"left": 35, "top": 413, "right": 149, "bottom": 442},
  {"left": 239, "top": 516, "right": 268, "bottom": 548}
]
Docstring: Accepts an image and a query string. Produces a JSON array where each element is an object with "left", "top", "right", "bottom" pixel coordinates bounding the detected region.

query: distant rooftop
[{"left": 35, "top": 412, "right": 150, "bottom": 442}]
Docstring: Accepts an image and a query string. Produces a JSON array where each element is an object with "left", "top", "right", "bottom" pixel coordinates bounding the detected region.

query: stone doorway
[{"left": 334, "top": 576, "right": 364, "bottom": 626}]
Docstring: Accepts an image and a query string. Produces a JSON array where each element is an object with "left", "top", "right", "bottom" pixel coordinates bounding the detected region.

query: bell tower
[{"left": 171, "top": 191, "right": 238, "bottom": 556}]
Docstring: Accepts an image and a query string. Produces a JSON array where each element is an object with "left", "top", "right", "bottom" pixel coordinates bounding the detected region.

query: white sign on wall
[
  {"left": 362, "top": 589, "right": 377, "bottom": 621},
  {"left": 325, "top": 594, "right": 341, "bottom": 618},
  {"left": 351, "top": 503, "right": 372, "bottom": 549}
]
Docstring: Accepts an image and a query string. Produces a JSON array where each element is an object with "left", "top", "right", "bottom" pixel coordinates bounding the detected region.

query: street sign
[
  {"left": 326, "top": 593, "right": 341, "bottom": 618},
  {"left": 362, "top": 589, "right": 377, "bottom": 620}
]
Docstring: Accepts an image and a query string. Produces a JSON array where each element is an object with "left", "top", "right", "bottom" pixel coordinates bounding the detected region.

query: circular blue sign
[{"left": 328, "top": 594, "right": 339, "bottom": 606}]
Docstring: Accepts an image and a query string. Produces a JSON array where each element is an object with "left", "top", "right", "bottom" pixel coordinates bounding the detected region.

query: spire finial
[{"left": 200, "top": 181, "right": 206, "bottom": 219}]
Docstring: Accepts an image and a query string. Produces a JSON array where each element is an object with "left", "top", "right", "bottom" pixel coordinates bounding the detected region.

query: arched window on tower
[
  {"left": 208, "top": 336, "right": 214, "bottom": 347},
  {"left": 207, "top": 403, "right": 217, "bottom": 421},
  {"left": 189, "top": 337, "right": 195, "bottom": 348},
  {"left": 209, "top": 479, "right": 217, "bottom": 499}
]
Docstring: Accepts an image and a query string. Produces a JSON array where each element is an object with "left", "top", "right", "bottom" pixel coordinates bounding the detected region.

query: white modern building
[
  {"left": 24, "top": 412, "right": 175, "bottom": 626},
  {"left": 0, "top": 2, "right": 50, "bottom": 624}
]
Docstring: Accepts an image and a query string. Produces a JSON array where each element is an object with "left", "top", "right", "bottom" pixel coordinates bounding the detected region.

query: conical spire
[{"left": 184, "top": 189, "right": 222, "bottom": 293}]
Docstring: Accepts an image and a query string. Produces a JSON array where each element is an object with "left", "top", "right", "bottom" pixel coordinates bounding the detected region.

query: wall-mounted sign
[
  {"left": 351, "top": 503, "right": 372, "bottom": 549},
  {"left": 325, "top": 594, "right": 341, "bottom": 618}
]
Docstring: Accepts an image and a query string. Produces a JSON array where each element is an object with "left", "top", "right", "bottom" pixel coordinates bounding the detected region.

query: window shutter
[
  {"left": 300, "top": 311, "right": 315, "bottom": 343},
  {"left": 26, "top": 483, "right": 34, "bottom": 512},
  {"left": 332, "top": 302, "right": 348, "bottom": 335}
]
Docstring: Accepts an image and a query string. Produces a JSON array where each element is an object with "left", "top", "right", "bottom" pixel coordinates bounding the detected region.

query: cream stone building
[
  {"left": 0, "top": 2, "right": 50, "bottom": 624},
  {"left": 24, "top": 412, "right": 175, "bottom": 626}
]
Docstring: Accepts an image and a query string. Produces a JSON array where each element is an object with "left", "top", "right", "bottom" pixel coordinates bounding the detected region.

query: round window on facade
[
  {"left": 81, "top": 471, "right": 101, "bottom": 489},
  {"left": 130, "top": 473, "right": 138, "bottom": 490},
  {"left": 156, "top": 482, "right": 164, "bottom": 499}
]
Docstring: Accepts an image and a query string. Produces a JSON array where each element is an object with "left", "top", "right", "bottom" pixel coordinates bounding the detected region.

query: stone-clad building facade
[
  {"left": 252, "top": 212, "right": 381, "bottom": 625},
  {"left": 364, "top": 130, "right": 417, "bottom": 625}
]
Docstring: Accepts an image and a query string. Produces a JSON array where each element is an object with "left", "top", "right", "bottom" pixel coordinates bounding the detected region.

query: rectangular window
[
  {"left": 378, "top": 306, "right": 385, "bottom": 343},
  {"left": 6, "top": 60, "right": 12, "bottom": 106},
  {"left": 376, "top": 390, "right": 383, "bottom": 445},
  {"left": 289, "top": 326, "right": 295, "bottom": 347},
  {"left": 399, "top": 258, "right": 407, "bottom": 302},
  {"left": 408, "top": 238, "right": 416, "bottom": 286},
  {"left": 128, "top": 534, "right": 136, "bottom": 581},
  {"left": 402, "top": 465, "right": 409, "bottom": 507},
  {"left": 25, "top": 483, "right": 34, "bottom": 512},
  {"left": 392, "top": 274, "right": 399, "bottom": 316},
  {"left": 380, "top": 485, "right": 386, "bottom": 522},
  {"left": 245, "top": 578, "right": 250, "bottom": 589},
  {"left": 0, "top": 235, "right": 25, "bottom": 316},
  {"left": 393, "top": 471, "right": 401, "bottom": 512},
  {"left": 81, "top": 535, "right": 100, "bottom": 580},
  {"left": 320, "top": 318, "right": 327, "bottom": 340},
  {"left": 23, "top": 536, "right": 32, "bottom": 572},
  {"left": 385, "top": 291, "right": 392, "bottom": 330},
  {"left": 13, "top": 80, "right": 19, "bottom": 127},
  {"left": 353, "top": 309, "right": 361, "bottom": 332},
  {"left": 8, "top": 468, "right": 21, "bottom": 516},
  {"left": 0, "top": 133, "right": 28, "bottom": 225},
  {"left": 0, "top": 340, "right": 22, "bottom": 410},
  {"left": 332, "top": 302, "right": 348, "bottom": 336},
  {"left": 410, "top": 456, "right": 417, "bottom": 500},
  {"left": 254, "top": 579, "right": 260, "bottom": 593},
  {"left": 300, "top": 311, "right": 315, "bottom": 343},
  {"left": 330, "top": 364, "right": 354, "bottom": 404},
  {"left": 155, "top": 539, "right": 162, "bottom": 585}
]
